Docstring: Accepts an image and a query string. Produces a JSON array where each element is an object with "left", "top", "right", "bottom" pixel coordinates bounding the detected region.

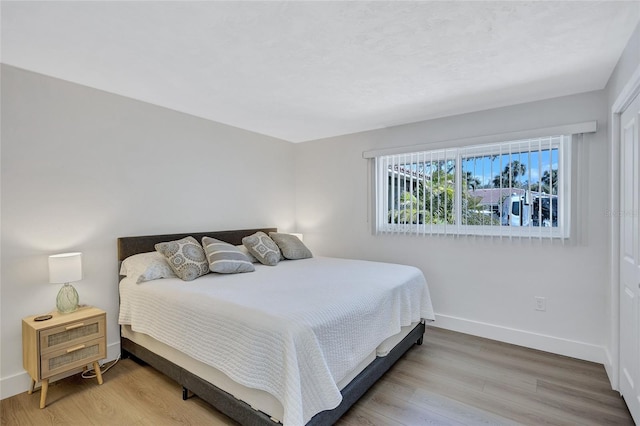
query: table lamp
[{"left": 49, "top": 252, "right": 82, "bottom": 313}]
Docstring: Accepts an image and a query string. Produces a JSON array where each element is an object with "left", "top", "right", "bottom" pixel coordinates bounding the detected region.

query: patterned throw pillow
[
  {"left": 269, "top": 233, "right": 313, "bottom": 260},
  {"left": 242, "top": 232, "right": 281, "bottom": 266},
  {"left": 120, "top": 251, "right": 177, "bottom": 283},
  {"left": 202, "top": 236, "right": 255, "bottom": 274},
  {"left": 155, "top": 236, "right": 209, "bottom": 281}
]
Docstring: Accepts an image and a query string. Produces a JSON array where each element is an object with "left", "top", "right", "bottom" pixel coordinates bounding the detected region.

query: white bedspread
[{"left": 119, "top": 257, "right": 434, "bottom": 425}]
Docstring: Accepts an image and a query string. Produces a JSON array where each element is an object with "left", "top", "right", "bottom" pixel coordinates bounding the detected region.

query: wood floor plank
[
  {"left": 407, "top": 387, "right": 520, "bottom": 426},
  {"left": 2, "top": 328, "right": 633, "bottom": 426},
  {"left": 406, "top": 343, "right": 538, "bottom": 393},
  {"left": 367, "top": 391, "right": 466, "bottom": 425},
  {"left": 482, "top": 380, "right": 605, "bottom": 425},
  {"left": 533, "top": 379, "right": 634, "bottom": 424},
  {"left": 425, "top": 327, "right": 616, "bottom": 396},
  {"left": 336, "top": 404, "right": 405, "bottom": 426},
  {"left": 397, "top": 369, "right": 576, "bottom": 426},
  {"left": 0, "top": 395, "right": 38, "bottom": 426}
]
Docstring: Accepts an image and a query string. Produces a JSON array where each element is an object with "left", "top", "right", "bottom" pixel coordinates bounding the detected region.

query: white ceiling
[{"left": 2, "top": 1, "right": 639, "bottom": 143}]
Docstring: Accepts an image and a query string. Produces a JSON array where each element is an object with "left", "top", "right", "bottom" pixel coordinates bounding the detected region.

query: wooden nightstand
[{"left": 22, "top": 306, "right": 106, "bottom": 408}]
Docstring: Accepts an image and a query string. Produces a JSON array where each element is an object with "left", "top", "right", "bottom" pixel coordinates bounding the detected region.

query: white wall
[
  {"left": 295, "top": 90, "right": 610, "bottom": 363},
  {"left": 0, "top": 65, "right": 296, "bottom": 398}
]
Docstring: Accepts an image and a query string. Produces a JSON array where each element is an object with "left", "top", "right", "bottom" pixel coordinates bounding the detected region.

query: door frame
[{"left": 608, "top": 63, "right": 640, "bottom": 390}]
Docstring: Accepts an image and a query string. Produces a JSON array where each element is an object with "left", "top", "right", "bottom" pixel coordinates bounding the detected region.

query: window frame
[{"left": 374, "top": 135, "right": 572, "bottom": 238}]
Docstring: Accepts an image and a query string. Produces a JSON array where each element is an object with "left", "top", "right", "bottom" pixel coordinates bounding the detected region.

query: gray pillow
[
  {"left": 242, "top": 231, "right": 281, "bottom": 266},
  {"left": 155, "top": 236, "right": 209, "bottom": 281},
  {"left": 269, "top": 232, "right": 313, "bottom": 260},
  {"left": 202, "top": 236, "right": 255, "bottom": 274}
]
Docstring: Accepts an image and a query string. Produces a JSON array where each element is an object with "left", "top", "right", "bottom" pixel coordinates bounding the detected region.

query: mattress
[
  {"left": 119, "top": 257, "right": 434, "bottom": 425},
  {"left": 122, "top": 322, "right": 418, "bottom": 423}
]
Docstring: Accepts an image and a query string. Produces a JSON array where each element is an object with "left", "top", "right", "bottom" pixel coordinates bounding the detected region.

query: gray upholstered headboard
[{"left": 117, "top": 228, "right": 277, "bottom": 261}]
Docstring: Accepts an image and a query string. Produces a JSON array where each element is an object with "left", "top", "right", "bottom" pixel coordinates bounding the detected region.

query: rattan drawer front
[
  {"left": 40, "top": 337, "right": 106, "bottom": 379},
  {"left": 39, "top": 314, "right": 105, "bottom": 355}
]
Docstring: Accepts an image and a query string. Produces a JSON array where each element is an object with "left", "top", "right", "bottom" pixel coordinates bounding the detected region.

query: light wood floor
[{"left": 1, "top": 327, "right": 633, "bottom": 425}]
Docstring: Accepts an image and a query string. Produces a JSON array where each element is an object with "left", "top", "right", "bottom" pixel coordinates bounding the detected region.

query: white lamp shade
[{"left": 49, "top": 252, "right": 83, "bottom": 284}]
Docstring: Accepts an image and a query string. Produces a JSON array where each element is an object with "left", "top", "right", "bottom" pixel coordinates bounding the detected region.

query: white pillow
[
  {"left": 120, "top": 252, "right": 177, "bottom": 283},
  {"left": 236, "top": 245, "right": 259, "bottom": 263}
]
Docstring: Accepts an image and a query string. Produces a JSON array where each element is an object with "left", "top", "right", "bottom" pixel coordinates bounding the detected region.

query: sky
[{"left": 462, "top": 148, "right": 559, "bottom": 188}]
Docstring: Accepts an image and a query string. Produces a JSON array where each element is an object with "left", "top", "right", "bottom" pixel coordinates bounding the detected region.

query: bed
[{"left": 117, "top": 228, "right": 434, "bottom": 425}]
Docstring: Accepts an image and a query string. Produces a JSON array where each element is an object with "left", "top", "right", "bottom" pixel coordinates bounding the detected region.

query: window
[{"left": 374, "top": 135, "right": 571, "bottom": 238}]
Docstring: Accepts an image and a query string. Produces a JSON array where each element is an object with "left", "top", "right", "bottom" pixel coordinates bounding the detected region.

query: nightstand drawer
[
  {"left": 39, "top": 314, "right": 105, "bottom": 354},
  {"left": 40, "top": 337, "right": 106, "bottom": 379}
]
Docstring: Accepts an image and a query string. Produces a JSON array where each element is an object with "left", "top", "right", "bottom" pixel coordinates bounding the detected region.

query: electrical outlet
[{"left": 535, "top": 296, "right": 546, "bottom": 311}]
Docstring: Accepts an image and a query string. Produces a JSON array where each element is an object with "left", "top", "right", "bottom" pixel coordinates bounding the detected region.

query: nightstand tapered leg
[
  {"left": 93, "top": 361, "right": 103, "bottom": 385},
  {"left": 28, "top": 379, "right": 35, "bottom": 395},
  {"left": 39, "top": 379, "right": 48, "bottom": 409}
]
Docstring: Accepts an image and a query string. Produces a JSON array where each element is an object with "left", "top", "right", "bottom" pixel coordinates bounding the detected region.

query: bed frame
[{"left": 118, "top": 228, "right": 425, "bottom": 425}]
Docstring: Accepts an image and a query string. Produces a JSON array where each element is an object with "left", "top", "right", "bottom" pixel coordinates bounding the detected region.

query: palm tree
[
  {"left": 492, "top": 161, "right": 526, "bottom": 188},
  {"left": 464, "top": 171, "right": 481, "bottom": 190},
  {"left": 388, "top": 161, "right": 499, "bottom": 226},
  {"left": 419, "top": 169, "right": 455, "bottom": 224},
  {"left": 540, "top": 169, "right": 558, "bottom": 194},
  {"left": 389, "top": 192, "right": 421, "bottom": 224}
]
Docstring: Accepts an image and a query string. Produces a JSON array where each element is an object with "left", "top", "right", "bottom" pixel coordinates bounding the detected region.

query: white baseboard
[
  {"left": 1, "top": 341, "right": 121, "bottom": 400},
  {"left": 431, "top": 314, "right": 607, "bottom": 364},
  {"left": 0, "top": 371, "right": 32, "bottom": 400},
  {"left": 603, "top": 346, "right": 619, "bottom": 391}
]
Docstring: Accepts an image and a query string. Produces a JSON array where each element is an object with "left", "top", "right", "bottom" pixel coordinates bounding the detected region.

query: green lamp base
[{"left": 56, "top": 283, "right": 79, "bottom": 313}]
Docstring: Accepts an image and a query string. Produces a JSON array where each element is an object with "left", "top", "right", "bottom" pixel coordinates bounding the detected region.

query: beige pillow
[{"left": 155, "top": 236, "right": 209, "bottom": 281}]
